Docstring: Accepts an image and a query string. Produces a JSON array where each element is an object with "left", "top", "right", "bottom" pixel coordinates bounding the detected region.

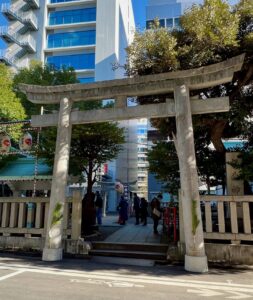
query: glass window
[
  {"left": 166, "top": 18, "right": 173, "bottom": 28},
  {"left": 146, "top": 19, "right": 165, "bottom": 29},
  {"left": 49, "top": 8, "right": 96, "bottom": 25},
  {"left": 174, "top": 18, "right": 180, "bottom": 28},
  {"left": 159, "top": 19, "right": 165, "bottom": 28},
  {"left": 46, "top": 53, "right": 95, "bottom": 70},
  {"left": 146, "top": 20, "right": 154, "bottom": 29},
  {"left": 47, "top": 30, "right": 96, "bottom": 48},
  {"left": 138, "top": 157, "right": 147, "bottom": 162},
  {"left": 137, "top": 128, "right": 147, "bottom": 134},
  {"left": 78, "top": 77, "right": 95, "bottom": 83},
  {"left": 50, "top": 0, "right": 80, "bottom": 3}
]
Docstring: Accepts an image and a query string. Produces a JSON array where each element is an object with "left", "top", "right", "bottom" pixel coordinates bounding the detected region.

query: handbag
[{"left": 153, "top": 208, "right": 161, "bottom": 218}]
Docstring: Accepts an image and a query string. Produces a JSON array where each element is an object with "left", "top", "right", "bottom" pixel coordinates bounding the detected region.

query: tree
[
  {"left": 0, "top": 63, "right": 26, "bottom": 138},
  {"left": 125, "top": 0, "right": 253, "bottom": 193},
  {"left": 15, "top": 63, "right": 125, "bottom": 198},
  {"left": 0, "top": 63, "right": 27, "bottom": 170},
  {"left": 13, "top": 62, "right": 78, "bottom": 117}
]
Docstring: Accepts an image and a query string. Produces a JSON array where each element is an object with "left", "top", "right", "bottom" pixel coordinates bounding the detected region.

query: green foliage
[
  {"left": 180, "top": 0, "right": 239, "bottom": 68},
  {"left": 125, "top": 19, "right": 179, "bottom": 76},
  {"left": 126, "top": 0, "right": 253, "bottom": 191},
  {"left": 147, "top": 141, "right": 180, "bottom": 194},
  {"left": 70, "top": 123, "right": 124, "bottom": 175},
  {"left": 13, "top": 62, "right": 78, "bottom": 117},
  {"left": 0, "top": 64, "right": 26, "bottom": 141},
  {"left": 51, "top": 202, "right": 63, "bottom": 227}
]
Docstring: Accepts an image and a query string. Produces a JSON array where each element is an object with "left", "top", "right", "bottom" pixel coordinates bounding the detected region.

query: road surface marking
[
  {"left": 70, "top": 278, "right": 144, "bottom": 288},
  {"left": 227, "top": 291, "right": 253, "bottom": 299},
  {"left": 0, "top": 270, "right": 24, "bottom": 282},
  {"left": 187, "top": 288, "right": 224, "bottom": 297},
  {"left": 0, "top": 263, "right": 253, "bottom": 297},
  {"left": 187, "top": 289, "right": 253, "bottom": 299}
]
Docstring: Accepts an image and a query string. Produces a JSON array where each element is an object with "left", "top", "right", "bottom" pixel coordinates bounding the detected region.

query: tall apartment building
[{"left": 0, "top": 0, "right": 138, "bottom": 211}]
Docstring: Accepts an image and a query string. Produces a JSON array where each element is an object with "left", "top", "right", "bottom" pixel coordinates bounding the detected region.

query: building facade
[
  {"left": 0, "top": 0, "right": 138, "bottom": 211},
  {"left": 146, "top": 0, "right": 203, "bottom": 29}
]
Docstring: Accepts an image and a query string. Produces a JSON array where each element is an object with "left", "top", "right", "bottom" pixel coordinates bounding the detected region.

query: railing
[
  {"left": 21, "top": 35, "right": 36, "bottom": 52},
  {"left": 200, "top": 195, "right": 253, "bottom": 244},
  {"left": 0, "top": 49, "right": 16, "bottom": 66},
  {"left": 0, "top": 191, "right": 82, "bottom": 239},
  {"left": 24, "top": 0, "right": 40, "bottom": 9},
  {"left": 1, "top": 3, "right": 38, "bottom": 30}
]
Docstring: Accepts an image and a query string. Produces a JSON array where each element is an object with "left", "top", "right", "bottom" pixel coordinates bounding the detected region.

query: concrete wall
[{"left": 169, "top": 242, "right": 253, "bottom": 265}]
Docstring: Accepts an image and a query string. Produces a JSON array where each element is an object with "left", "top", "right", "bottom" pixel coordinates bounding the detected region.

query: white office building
[{"left": 0, "top": 0, "right": 138, "bottom": 211}]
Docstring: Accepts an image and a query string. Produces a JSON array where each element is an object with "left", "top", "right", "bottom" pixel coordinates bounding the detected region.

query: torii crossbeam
[{"left": 20, "top": 54, "right": 245, "bottom": 273}]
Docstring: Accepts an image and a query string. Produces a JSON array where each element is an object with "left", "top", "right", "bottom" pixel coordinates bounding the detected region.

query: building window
[
  {"left": 50, "top": 0, "right": 80, "bottom": 3},
  {"left": 174, "top": 17, "right": 180, "bottom": 28},
  {"left": 49, "top": 8, "right": 96, "bottom": 25},
  {"left": 166, "top": 17, "right": 180, "bottom": 29},
  {"left": 46, "top": 53, "right": 95, "bottom": 70},
  {"left": 146, "top": 20, "right": 154, "bottom": 29},
  {"left": 147, "top": 18, "right": 181, "bottom": 29},
  {"left": 137, "top": 128, "right": 147, "bottom": 134},
  {"left": 138, "top": 167, "right": 146, "bottom": 172},
  {"left": 138, "top": 157, "right": 147, "bottom": 162},
  {"left": 159, "top": 19, "right": 165, "bottom": 28},
  {"left": 47, "top": 30, "right": 96, "bottom": 48},
  {"left": 146, "top": 18, "right": 165, "bottom": 29},
  {"left": 78, "top": 77, "right": 95, "bottom": 83},
  {"left": 166, "top": 18, "right": 173, "bottom": 28}
]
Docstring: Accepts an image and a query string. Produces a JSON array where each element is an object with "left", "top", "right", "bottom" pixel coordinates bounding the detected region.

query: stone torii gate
[{"left": 20, "top": 54, "right": 244, "bottom": 273}]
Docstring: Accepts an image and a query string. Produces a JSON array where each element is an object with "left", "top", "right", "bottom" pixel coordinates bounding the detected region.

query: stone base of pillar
[
  {"left": 42, "top": 247, "right": 63, "bottom": 261},
  {"left": 185, "top": 254, "right": 208, "bottom": 273}
]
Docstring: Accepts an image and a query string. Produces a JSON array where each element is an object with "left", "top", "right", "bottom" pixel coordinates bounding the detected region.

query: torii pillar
[
  {"left": 175, "top": 85, "right": 207, "bottom": 272},
  {"left": 42, "top": 97, "right": 73, "bottom": 261}
]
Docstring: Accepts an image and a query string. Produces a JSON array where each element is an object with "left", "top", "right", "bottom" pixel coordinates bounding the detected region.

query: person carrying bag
[{"left": 150, "top": 194, "right": 163, "bottom": 234}]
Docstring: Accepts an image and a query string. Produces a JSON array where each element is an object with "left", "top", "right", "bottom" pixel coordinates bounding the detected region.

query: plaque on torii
[{"left": 20, "top": 54, "right": 245, "bottom": 273}]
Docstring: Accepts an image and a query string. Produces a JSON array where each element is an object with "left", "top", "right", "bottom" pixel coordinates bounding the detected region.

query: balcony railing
[
  {"left": 0, "top": 49, "right": 16, "bottom": 67},
  {"left": 0, "top": 26, "right": 36, "bottom": 53},
  {"left": 23, "top": 0, "right": 40, "bottom": 9},
  {"left": 1, "top": 3, "right": 38, "bottom": 31}
]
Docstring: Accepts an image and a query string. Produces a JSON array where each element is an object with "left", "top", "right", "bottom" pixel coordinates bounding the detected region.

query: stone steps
[{"left": 89, "top": 242, "right": 169, "bottom": 266}]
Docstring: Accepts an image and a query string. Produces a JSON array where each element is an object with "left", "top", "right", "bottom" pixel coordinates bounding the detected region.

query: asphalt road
[{"left": 0, "top": 255, "right": 253, "bottom": 300}]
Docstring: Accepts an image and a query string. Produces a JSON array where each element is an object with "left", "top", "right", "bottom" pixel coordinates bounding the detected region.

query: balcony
[
  {"left": 1, "top": 3, "right": 19, "bottom": 21},
  {"left": 0, "top": 49, "right": 16, "bottom": 67},
  {"left": 0, "top": 27, "right": 36, "bottom": 53},
  {"left": 1, "top": 4, "right": 38, "bottom": 31},
  {"left": 22, "top": 12, "right": 38, "bottom": 31},
  {"left": 23, "top": 0, "right": 40, "bottom": 9}
]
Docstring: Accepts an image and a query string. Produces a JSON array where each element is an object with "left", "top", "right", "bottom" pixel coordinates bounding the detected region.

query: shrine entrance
[{"left": 20, "top": 54, "right": 244, "bottom": 273}]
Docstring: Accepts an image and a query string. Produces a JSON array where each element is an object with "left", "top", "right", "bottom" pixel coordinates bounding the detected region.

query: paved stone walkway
[{"left": 101, "top": 215, "right": 163, "bottom": 244}]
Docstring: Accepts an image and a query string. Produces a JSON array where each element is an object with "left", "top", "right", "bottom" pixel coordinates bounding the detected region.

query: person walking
[
  {"left": 118, "top": 195, "right": 128, "bottom": 225},
  {"left": 95, "top": 191, "right": 103, "bottom": 225},
  {"left": 150, "top": 194, "right": 163, "bottom": 234},
  {"left": 140, "top": 197, "right": 148, "bottom": 226},
  {"left": 133, "top": 193, "right": 141, "bottom": 225}
]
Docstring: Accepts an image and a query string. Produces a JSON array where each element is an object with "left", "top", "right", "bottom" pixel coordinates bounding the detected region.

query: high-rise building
[
  {"left": 0, "top": 0, "right": 137, "bottom": 211},
  {"left": 0, "top": 0, "right": 135, "bottom": 81},
  {"left": 146, "top": 0, "right": 203, "bottom": 29}
]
